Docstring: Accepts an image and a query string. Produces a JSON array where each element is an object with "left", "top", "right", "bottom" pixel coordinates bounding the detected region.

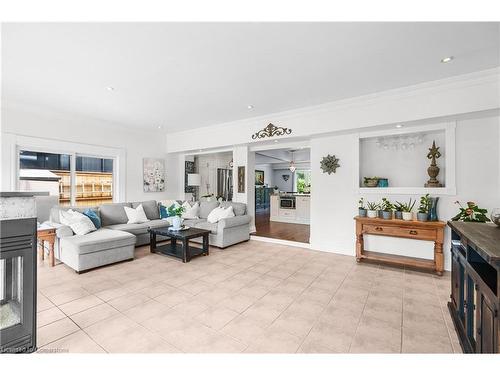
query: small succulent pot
[
  {"left": 378, "top": 210, "right": 384, "bottom": 219},
  {"left": 358, "top": 208, "right": 367, "bottom": 217},
  {"left": 394, "top": 211, "right": 403, "bottom": 220},
  {"left": 382, "top": 211, "right": 392, "bottom": 220},
  {"left": 402, "top": 212, "right": 413, "bottom": 221},
  {"left": 367, "top": 210, "right": 377, "bottom": 218},
  {"left": 417, "top": 212, "right": 428, "bottom": 222}
]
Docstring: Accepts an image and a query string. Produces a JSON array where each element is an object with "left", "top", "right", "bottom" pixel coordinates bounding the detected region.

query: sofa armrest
[
  {"left": 218, "top": 215, "right": 251, "bottom": 230},
  {"left": 43, "top": 221, "right": 74, "bottom": 238}
]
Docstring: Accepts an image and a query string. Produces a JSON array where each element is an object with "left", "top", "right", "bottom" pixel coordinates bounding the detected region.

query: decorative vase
[
  {"left": 402, "top": 212, "right": 412, "bottom": 221},
  {"left": 428, "top": 197, "right": 439, "bottom": 221},
  {"left": 382, "top": 211, "right": 392, "bottom": 220},
  {"left": 377, "top": 178, "right": 389, "bottom": 188},
  {"left": 417, "top": 212, "right": 428, "bottom": 222},
  {"left": 378, "top": 210, "right": 384, "bottom": 219},
  {"left": 394, "top": 211, "right": 403, "bottom": 220},
  {"left": 358, "top": 208, "right": 367, "bottom": 217},
  {"left": 171, "top": 215, "right": 182, "bottom": 230},
  {"left": 491, "top": 208, "right": 500, "bottom": 227},
  {"left": 367, "top": 210, "right": 377, "bottom": 218}
]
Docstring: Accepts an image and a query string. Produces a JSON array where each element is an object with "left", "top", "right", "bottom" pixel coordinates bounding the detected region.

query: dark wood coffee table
[{"left": 148, "top": 226, "right": 210, "bottom": 263}]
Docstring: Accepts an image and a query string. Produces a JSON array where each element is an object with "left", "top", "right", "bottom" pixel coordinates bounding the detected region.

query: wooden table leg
[
  {"left": 182, "top": 238, "right": 189, "bottom": 263},
  {"left": 150, "top": 231, "right": 157, "bottom": 253},
  {"left": 355, "top": 221, "right": 363, "bottom": 263},
  {"left": 434, "top": 241, "right": 444, "bottom": 276},
  {"left": 48, "top": 240, "right": 55, "bottom": 267},
  {"left": 38, "top": 239, "right": 45, "bottom": 261},
  {"left": 203, "top": 234, "right": 209, "bottom": 256}
]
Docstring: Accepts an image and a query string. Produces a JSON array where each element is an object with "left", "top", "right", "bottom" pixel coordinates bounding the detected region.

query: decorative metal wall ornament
[
  {"left": 282, "top": 174, "right": 290, "bottom": 181},
  {"left": 424, "top": 140, "right": 443, "bottom": 187},
  {"left": 251, "top": 123, "right": 292, "bottom": 140},
  {"left": 320, "top": 154, "right": 340, "bottom": 174}
]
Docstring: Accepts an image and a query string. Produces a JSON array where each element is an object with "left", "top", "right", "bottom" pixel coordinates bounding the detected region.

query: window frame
[{"left": 12, "top": 135, "right": 125, "bottom": 205}]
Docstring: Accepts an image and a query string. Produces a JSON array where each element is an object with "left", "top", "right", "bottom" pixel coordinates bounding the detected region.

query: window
[
  {"left": 295, "top": 170, "right": 311, "bottom": 193},
  {"left": 18, "top": 150, "right": 114, "bottom": 207}
]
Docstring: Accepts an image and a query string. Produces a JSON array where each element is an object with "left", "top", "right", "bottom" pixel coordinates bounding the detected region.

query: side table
[{"left": 38, "top": 227, "right": 56, "bottom": 267}]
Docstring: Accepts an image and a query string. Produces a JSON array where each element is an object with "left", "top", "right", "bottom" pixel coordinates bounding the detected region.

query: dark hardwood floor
[{"left": 252, "top": 209, "right": 310, "bottom": 243}]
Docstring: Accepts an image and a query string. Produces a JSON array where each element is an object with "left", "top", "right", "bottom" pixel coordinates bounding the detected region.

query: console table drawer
[{"left": 363, "top": 224, "right": 436, "bottom": 240}]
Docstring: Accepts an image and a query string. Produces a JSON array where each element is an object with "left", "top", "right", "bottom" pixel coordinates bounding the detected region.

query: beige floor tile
[
  {"left": 139, "top": 283, "right": 177, "bottom": 298},
  {"left": 39, "top": 331, "right": 105, "bottom": 353},
  {"left": 37, "top": 293, "right": 55, "bottom": 312},
  {"left": 94, "top": 286, "right": 132, "bottom": 301},
  {"left": 305, "top": 318, "right": 358, "bottom": 352},
  {"left": 195, "top": 306, "right": 239, "bottom": 330},
  {"left": 123, "top": 299, "right": 171, "bottom": 323},
  {"left": 196, "top": 286, "right": 234, "bottom": 306},
  {"left": 349, "top": 315, "right": 401, "bottom": 353},
  {"left": 70, "top": 303, "right": 119, "bottom": 328},
  {"left": 179, "top": 280, "right": 214, "bottom": 295},
  {"left": 245, "top": 327, "right": 302, "bottom": 353},
  {"left": 154, "top": 289, "right": 193, "bottom": 307},
  {"left": 37, "top": 318, "right": 80, "bottom": 347},
  {"left": 95, "top": 326, "right": 180, "bottom": 353},
  {"left": 48, "top": 288, "right": 90, "bottom": 306},
  {"left": 84, "top": 314, "right": 139, "bottom": 342},
  {"left": 171, "top": 299, "right": 209, "bottom": 317},
  {"left": 58, "top": 295, "right": 103, "bottom": 316},
  {"left": 221, "top": 315, "right": 269, "bottom": 344},
  {"left": 402, "top": 327, "right": 453, "bottom": 353},
  {"left": 220, "top": 293, "right": 258, "bottom": 313},
  {"left": 37, "top": 306, "right": 66, "bottom": 327},
  {"left": 108, "top": 291, "right": 152, "bottom": 312},
  {"left": 241, "top": 302, "right": 285, "bottom": 327}
]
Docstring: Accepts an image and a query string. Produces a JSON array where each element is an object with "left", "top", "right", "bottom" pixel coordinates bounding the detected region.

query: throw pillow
[
  {"left": 59, "top": 209, "right": 96, "bottom": 235},
  {"left": 182, "top": 201, "right": 199, "bottom": 219},
  {"left": 124, "top": 204, "right": 149, "bottom": 224},
  {"left": 207, "top": 206, "right": 235, "bottom": 223},
  {"left": 159, "top": 204, "right": 170, "bottom": 219},
  {"left": 83, "top": 208, "right": 101, "bottom": 229}
]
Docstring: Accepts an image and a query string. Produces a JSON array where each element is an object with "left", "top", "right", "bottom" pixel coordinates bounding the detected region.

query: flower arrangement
[
  {"left": 167, "top": 205, "right": 185, "bottom": 217},
  {"left": 451, "top": 201, "right": 490, "bottom": 223},
  {"left": 358, "top": 198, "right": 365, "bottom": 209}
]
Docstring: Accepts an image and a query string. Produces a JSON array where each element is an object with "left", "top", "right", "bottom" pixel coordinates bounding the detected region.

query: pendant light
[{"left": 289, "top": 151, "right": 296, "bottom": 173}]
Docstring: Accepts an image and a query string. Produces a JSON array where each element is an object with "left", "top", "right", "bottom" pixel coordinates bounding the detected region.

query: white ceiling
[
  {"left": 256, "top": 148, "right": 310, "bottom": 165},
  {"left": 2, "top": 22, "right": 499, "bottom": 131}
]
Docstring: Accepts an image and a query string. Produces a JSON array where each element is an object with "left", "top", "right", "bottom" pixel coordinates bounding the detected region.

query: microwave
[{"left": 280, "top": 197, "right": 296, "bottom": 209}]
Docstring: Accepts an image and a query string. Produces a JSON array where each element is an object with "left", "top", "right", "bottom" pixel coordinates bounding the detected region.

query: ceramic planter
[
  {"left": 171, "top": 215, "right": 182, "bottom": 229},
  {"left": 402, "top": 212, "right": 413, "bottom": 221},
  {"left": 382, "top": 211, "right": 392, "bottom": 220},
  {"left": 367, "top": 210, "right": 377, "bottom": 218},
  {"left": 394, "top": 211, "right": 403, "bottom": 220},
  {"left": 417, "top": 212, "right": 428, "bottom": 222},
  {"left": 358, "top": 208, "right": 367, "bottom": 217},
  {"left": 378, "top": 210, "right": 384, "bottom": 219}
]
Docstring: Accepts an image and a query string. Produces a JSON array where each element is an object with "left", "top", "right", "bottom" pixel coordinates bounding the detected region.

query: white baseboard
[{"left": 250, "top": 235, "right": 311, "bottom": 249}]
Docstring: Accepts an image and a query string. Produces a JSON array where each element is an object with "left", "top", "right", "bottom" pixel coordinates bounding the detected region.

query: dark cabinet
[
  {"left": 255, "top": 187, "right": 273, "bottom": 211},
  {"left": 448, "top": 221, "right": 499, "bottom": 354}
]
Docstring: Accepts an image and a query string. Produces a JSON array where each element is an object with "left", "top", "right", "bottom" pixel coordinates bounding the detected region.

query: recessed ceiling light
[
  {"left": 441, "top": 56, "right": 454, "bottom": 63},
  {"left": 395, "top": 124, "right": 403, "bottom": 128},
  {"left": 247, "top": 105, "right": 254, "bottom": 110},
  {"left": 274, "top": 140, "right": 279, "bottom": 143},
  {"left": 199, "top": 149, "right": 203, "bottom": 152},
  {"left": 106, "top": 86, "right": 115, "bottom": 91},
  {"left": 157, "top": 125, "right": 162, "bottom": 129}
]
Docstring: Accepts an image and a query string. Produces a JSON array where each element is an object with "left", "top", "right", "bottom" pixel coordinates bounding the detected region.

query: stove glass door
[{"left": 0, "top": 256, "right": 24, "bottom": 330}]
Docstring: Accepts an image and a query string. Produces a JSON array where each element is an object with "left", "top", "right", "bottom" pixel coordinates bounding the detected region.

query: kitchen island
[{"left": 270, "top": 194, "right": 310, "bottom": 224}]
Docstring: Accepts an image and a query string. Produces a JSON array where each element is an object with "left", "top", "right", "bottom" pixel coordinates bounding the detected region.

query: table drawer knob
[
  {"left": 409, "top": 230, "right": 418, "bottom": 235},
  {"left": 375, "top": 227, "right": 383, "bottom": 231}
]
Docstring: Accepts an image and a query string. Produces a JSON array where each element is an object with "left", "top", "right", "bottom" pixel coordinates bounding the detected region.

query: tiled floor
[{"left": 36, "top": 240, "right": 462, "bottom": 353}]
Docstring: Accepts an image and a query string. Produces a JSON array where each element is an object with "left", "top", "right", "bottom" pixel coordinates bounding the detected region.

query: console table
[
  {"left": 354, "top": 216, "right": 446, "bottom": 275},
  {"left": 448, "top": 221, "right": 499, "bottom": 353}
]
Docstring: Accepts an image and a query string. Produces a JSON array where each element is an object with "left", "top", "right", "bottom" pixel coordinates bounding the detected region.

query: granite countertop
[{"left": 0, "top": 191, "right": 50, "bottom": 197}]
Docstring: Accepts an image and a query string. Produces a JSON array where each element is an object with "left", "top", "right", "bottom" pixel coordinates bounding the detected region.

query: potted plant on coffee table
[
  {"left": 398, "top": 198, "right": 416, "bottom": 221},
  {"left": 358, "top": 198, "right": 367, "bottom": 217},
  {"left": 417, "top": 194, "right": 431, "bottom": 222},
  {"left": 380, "top": 197, "right": 393, "bottom": 220},
  {"left": 167, "top": 205, "right": 186, "bottom": 230},
  {"left": 366, "top": 201, "right": 379, "bottom": 218}
]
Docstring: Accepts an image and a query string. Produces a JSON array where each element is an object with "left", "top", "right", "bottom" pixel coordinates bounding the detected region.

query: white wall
[
  {"left": 310, "top": 114, "right": 500, "bottom": 270},
  {"left": 255, "top": 164, "right": 274, "bottom": 187},
  {"left": 273, "top": 169, "right": 294, "bottom": 192},
  {"left": 1, "top": 106, "right": 174, "bottom": 202},
  {"left": 359, "top": 130, "right": 446, "bottom": 187}
]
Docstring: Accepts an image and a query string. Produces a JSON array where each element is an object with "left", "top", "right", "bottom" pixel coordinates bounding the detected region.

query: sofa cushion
[
  {"left": 147, "top": 219, "right": 172, "bottom": 230},
  {"left": 199, "top": 201, "right": 219, "bottom": 219},
  {"left": 131, "top": 200, "right": 160, "bottom": 220},
  {"left": 105, "top": 222, "right": 150, "bottom": 236},
  {"left": 99, "top": 203, "right": 131, "bottom": 226},
  {"left": 60, "top": 228, "right": 136, "bottom": 255},
  {"left": 183, "top": 218, "right": 206, "bottom": 227},
  {"left": 193, "top": 221, "right": 218, "bottom": 234},
  {"left": 83, "top": 208, "right": 101, "bottom": 229},
  {"left": 50, "top": 206, "right": 99, "bottom": 224},
  {"left": 219, "top": 201, "right": 246, "bottom": 216}
]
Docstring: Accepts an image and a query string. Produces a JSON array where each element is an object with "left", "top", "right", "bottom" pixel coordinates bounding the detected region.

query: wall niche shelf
[{"left": 355, "top": 122, "right": 456, "bottom": 195}]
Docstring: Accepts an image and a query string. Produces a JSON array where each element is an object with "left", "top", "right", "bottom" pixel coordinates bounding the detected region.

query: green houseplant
[
  {"left": 451, "top": 201, "right": 491, "bottom": 223},
  {"left": 417, "top": 194, "right": 431, "bottom": 222},
  {"left": 380, "top": 198, "right": 393, "bottom": 220},
  {"left": 397, "top": 198, "right": 416, "bottom": 221},
  {"left": 167, "top": 205, "right": 185, "bottom": 229},
  {"left": 358, "top": 198, "right": 367, "bottom": 217},
  {"left": 366, "top": 201, "right": 379, "bottom": 218},
  {"left": 393, "top": 201, "right": 404, "bottom": 220}
]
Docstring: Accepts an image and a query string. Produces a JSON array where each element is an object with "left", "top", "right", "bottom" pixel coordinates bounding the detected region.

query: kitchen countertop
[{"left": 0, "top": 191, "right": 50, "bottom": 197}]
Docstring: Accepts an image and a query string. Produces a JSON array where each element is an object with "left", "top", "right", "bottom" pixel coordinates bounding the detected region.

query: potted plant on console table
[
  {"left": 397, "top": 198, "right": 416, "bottom": 221},
  {"left": 380, "top": 198, "right": 393, "bottom": 220},
  {"left": 358, "top": 198, "right": 367, "bottom": 217},
  {"left": 366, "top": 201, "right": 379, "bottom": 218},
  {"left": 168, "top": 205, "right": 186, "bottom": 230},
  {"left": 417, "top": 194, "right": 431, "bottom": 222}
]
